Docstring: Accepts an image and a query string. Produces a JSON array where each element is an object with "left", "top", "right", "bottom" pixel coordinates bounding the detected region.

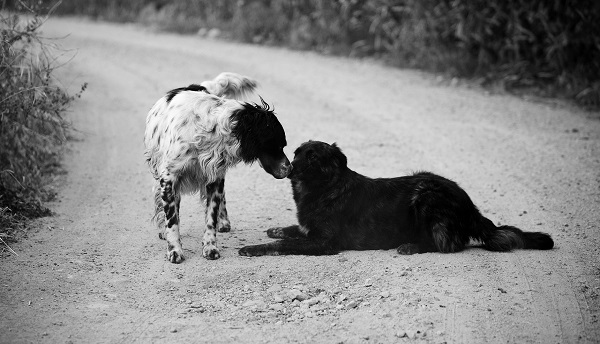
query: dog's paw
[
  {"left": 217, "top": 221, "right": 231, "bottom": 233},
  {"left": 167, "top": 246, "right": 185, "bottom": 263},
  {"left": 266, "top": 227, "right": 285, "bottom": 238},
  {"left": 202, "top": 244, "right": 221, "bottom": 260},
  {"left": 397, "top": 243, "right": 420, "bottom": 255}
]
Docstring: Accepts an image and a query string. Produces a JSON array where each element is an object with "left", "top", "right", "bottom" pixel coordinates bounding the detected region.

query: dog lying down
[{"left": 239, "top": 140, "right": 554, "bottom": 256}]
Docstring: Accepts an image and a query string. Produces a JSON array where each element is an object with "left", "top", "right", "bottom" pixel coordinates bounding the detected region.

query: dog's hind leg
[
  {"left": 216, "top": 178, "right": 231, "bottom": 233},
  {"left": 396, "top": 221, "right": 464, "bottom": 254},
  {"left": 160, "top": 173, "right": 184, "bottom": 263},
  {"left": 202, "top": 179, "right": 224, "bottom": 259},
  {"left": 153, "top": 181, "right": 166, "bottom": 239}
]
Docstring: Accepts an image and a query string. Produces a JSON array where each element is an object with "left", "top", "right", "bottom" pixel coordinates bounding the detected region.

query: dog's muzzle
[
  {"left": 271, "top": 160, "right": 292, "bottom": 179},
  {"left": 258, "top": 155, "right": 292, "bottom": 179}
]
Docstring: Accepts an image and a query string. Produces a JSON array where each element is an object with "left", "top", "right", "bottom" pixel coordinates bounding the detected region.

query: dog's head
[
  {"left": 289, "top": 140, "right": 347, "bottom": 182},
  {"left": 231, "top": 98, "right": 291, "bottom": 179}
]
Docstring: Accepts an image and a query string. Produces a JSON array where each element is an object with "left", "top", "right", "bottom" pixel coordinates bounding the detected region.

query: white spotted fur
[{"left": 144, "top": 72, "right": 258, "bottom": 230}]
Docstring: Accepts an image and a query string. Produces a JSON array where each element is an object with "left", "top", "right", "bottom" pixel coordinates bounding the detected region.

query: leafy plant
[{"left": 1, "top": 1, "right": 86, "bottom": 242}]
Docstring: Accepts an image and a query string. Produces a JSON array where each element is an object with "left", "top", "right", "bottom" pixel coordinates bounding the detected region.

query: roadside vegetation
[
  {"left": 1, "top": 1, "right": 86, "bottom": 249},
  {"left": 42, "top": 0, "right": 600, "bottom": 108}
]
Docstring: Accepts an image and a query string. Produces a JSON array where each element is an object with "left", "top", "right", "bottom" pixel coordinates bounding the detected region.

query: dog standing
[
  {"left": 144, "top": 72, "right": 291, "bottom": 263},
  {"left": 239, "top": 140, "right": 553, "bottom": 256}
]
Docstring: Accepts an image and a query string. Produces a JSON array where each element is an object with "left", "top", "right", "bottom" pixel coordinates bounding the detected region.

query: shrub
[{"left": 0, "top": 1, "right": 86, "bottom": 242}]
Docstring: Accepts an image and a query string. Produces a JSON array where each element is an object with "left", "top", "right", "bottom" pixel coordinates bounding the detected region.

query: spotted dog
[
  {"left": 144, "top": 72, "right": 291, "bottom": 263},
  {"left": 239, "top": 140, "right": 554, "bottom": 256}
]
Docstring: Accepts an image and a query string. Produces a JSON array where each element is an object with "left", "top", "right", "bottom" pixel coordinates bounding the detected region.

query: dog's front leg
[
  {"left": 202, "top": 179, "right": 223, "bottom": 259},
  {"left": 239, "top": 239, "right": 338, "bottom": 256},
  {"left": 160, "top": 174, "right": 184, "bottom": 263}
]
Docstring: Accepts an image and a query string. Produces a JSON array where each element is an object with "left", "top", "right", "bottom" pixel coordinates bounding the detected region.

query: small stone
[
  {"left": 338, "top": 294, "right": 348, "bottom": 302},
  {"left": 400, "top": 271, "right": 408, "bottom": 277},
  {"left": 347, "top": 300, "right": 360, "bottom": 308},
  {"left": 380, "top": 291, "right": 391, "bottom": 298},
  {"left": 170, "top": 328, "right": 178, "bottom": 333},
  {"left": 287, "top": 289, "right": 308, "bottom": 301},
  {"left": 273, "top": 295, "right": 285, "bottom": 303},
  {"left": 405, "top": 330, "right": 417, "bottom": 339},
  {"left": 364, "top": 279, "right": 372, "bottom": 287},
  {"left": 304, "top": 298, "right": 319, "bottom": 306}
]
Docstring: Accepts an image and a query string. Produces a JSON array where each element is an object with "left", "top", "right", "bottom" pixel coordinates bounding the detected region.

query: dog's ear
[{"left": 329, "top": 142, "right": 347, "bottom": 168}]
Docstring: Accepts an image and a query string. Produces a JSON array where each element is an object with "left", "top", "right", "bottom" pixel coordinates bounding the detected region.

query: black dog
[{"left": 239, "top": 140, "right": 554, "bottom": 256}]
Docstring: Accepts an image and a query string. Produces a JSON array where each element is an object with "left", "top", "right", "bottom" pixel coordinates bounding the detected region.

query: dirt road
[{"left": 1, "top": 17, "right": 599, "bottom": 343}]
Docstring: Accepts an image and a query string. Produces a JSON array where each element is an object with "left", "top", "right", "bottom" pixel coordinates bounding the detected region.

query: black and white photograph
[{"left": 1, "top": 1, "right": 599, "bottom": 343}]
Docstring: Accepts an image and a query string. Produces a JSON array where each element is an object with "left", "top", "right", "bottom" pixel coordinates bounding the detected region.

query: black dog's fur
[{"left": 239, "top": 141, "right": 554, "bottom": 256}]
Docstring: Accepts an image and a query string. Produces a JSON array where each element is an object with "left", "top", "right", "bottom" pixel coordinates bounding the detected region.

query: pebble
[
  {"left": 364, "top": 279, "right": 372, "bottom": 287},
  {"left": 380, "top": 291, "right": 391, "bottom": 298},
  {"left": 170, "top": 328, "right": 178, "bottom": 333},
  {"left": 304, "top": 298, "right": 320, "bottom": 306},
  {"left": 346, "top": 300, "right": 360, "bottom": 308},
  {"left": 272, "top": 295, "right": 285, "bottom": 303},
  {"left": 399, "top": 330, "right": 417, "bottom": 339},
  {"left": 287, "top": 289, "right": 308, "bottom": 301}
]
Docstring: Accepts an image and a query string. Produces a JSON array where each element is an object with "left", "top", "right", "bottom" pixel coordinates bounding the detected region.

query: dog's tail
[
  {"left": 478, "top": 216, "right": 554, "bottom": 251},
  {"left": 201, "top": 72, "right": 258, "bottom": 100}
]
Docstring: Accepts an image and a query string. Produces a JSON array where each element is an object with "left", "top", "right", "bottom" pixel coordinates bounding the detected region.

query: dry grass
[{"left": 1, "top": 1, "right": 86, "bottom": 242}]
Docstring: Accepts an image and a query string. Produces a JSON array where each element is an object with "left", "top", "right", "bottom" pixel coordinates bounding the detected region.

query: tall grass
[{"left": 1, "top": 1, "right": 86, "bottom": 244}]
